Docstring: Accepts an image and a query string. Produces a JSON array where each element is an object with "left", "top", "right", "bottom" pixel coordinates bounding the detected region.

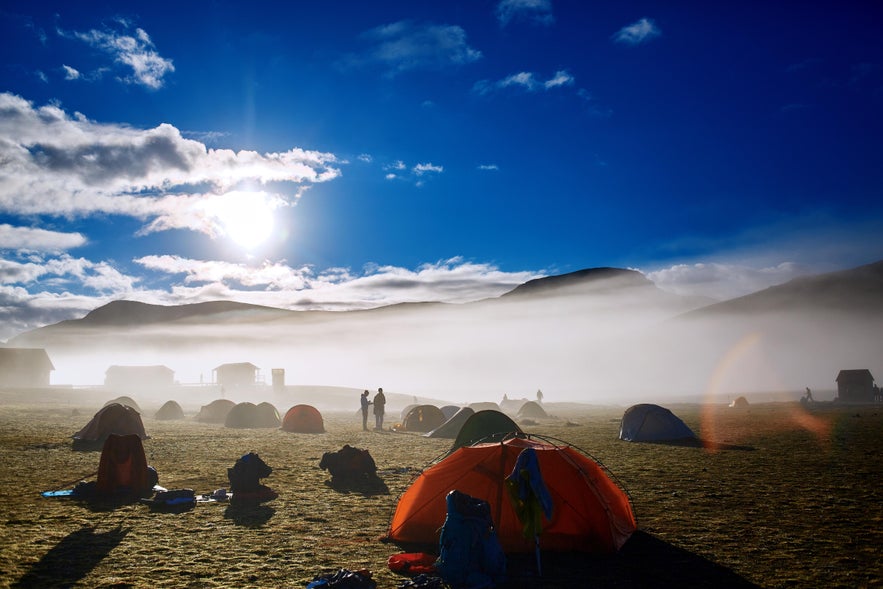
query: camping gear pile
[{"left": 319, "top": 445, "right": 377, "bottom": 480}]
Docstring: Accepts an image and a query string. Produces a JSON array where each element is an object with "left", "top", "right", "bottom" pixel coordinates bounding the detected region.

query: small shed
[
  {"left": 836, "top": 369, "right": 875, "bottom": 403},
  {"left": 105, "top": 365, "right": 174, "bottom": 389},
  {"left": 0, "top": 348, "right": 54, "bottom": 388},
  {"left": 213, "top": 362, "right": 259, "bottom": 388}
]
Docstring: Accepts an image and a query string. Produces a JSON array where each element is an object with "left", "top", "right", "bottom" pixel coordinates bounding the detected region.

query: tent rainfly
[{"left": 387, "top": 435, "right": 636, "bottom": 553}]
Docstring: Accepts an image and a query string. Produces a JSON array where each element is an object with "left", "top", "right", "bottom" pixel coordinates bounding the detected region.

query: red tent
[
  {"left": 386, "top": 436, "right": 636, "bottom": 553},
  {"left": 281, "top": 404, "right": 325, "bottom": 433},
  {"left": 96, "top": 433, "right": 151, "bottom": 495}
]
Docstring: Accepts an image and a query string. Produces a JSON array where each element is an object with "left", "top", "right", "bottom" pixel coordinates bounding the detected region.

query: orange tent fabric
[
  {"left": 387, "top": 436, "right": 636, "bottom": 553},
  {"left": 281, "top": 404, "right": 325, "bottom": 433},
  {"left": 96, "top": 433, "right": 150, "bottom": 495}
]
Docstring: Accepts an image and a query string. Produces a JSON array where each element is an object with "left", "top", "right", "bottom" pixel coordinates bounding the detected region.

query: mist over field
[{"left": 9, "top": 264, "right": 882, "bottom": 406}]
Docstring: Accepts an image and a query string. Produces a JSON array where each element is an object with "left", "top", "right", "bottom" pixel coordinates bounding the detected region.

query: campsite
[{"left": 0, "top": 388, "right": 880, "bottom": 588}]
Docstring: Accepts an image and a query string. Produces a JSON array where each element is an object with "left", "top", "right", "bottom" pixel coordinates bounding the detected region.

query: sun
[{"left": 211, "top": 191, "right": 277, "bottom": 250}]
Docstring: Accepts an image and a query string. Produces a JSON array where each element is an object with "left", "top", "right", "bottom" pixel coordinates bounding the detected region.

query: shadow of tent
[
  {"left": 503, "top": 530, "right": 760, "bottom": 588},
  {"left": 223, "top": 503, "right": 275, "bottom": 528},
  {"left": 12, "top": 526, "right": 128, "bottom": 588},
  {"left": 629, "top": 437, "right": 756, "bottom": 452},
  {"left": 324, "top": 475, "right": 390, "bottom": 497}
]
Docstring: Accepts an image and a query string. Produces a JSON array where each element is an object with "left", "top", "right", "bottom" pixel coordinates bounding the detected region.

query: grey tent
[
  {"left": 440, "top": 405, "right": 460, "bottom": 420},
  {"left": 255, "top": 402, "right": 281, "bottom": 428},
  {"left": 423, "top": 406, "right": 474, "bottom": 439},
  {"left": 73, "top": 403, "right": 148, "bottom": 445},
  {"left": 225, "top": 402, "right": 280, "bottom": 429},
  {"left": 619, "top": 404, "right": 696, "bottom": 442},
  {"left": 196, "top": 399, "right": 236, "bottom": 423},
  {"left": 517, "top": 400, "right": 548, "bottom": 420},
  {"left": 155, "top": 400, "right": 185, "bottom": 420},
  {"left": 103, "top": 396, "right": 141, "bottom": 413},
  {"left": 468, "top": 402, "right": 500, "bottom": 413}
]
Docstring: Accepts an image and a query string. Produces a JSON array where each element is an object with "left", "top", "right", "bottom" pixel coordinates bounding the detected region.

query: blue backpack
[{"left": 434, "top": 490, "right": 506, "bottom": 588}]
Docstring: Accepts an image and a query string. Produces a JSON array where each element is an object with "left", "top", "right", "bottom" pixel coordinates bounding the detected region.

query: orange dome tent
[
  {"left": 386, "top": 435, "right": 636, "bottom": 554},
  {"left": 281, "top": 404, "right": 325, "bottom": 433}
]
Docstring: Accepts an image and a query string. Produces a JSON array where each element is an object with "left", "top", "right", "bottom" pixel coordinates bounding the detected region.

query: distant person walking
[
  {"left": 360, "top": 390, "right": 372, "bottom": 431},
  {"left": 373, "top": 387, "right": 386, "bottom": 430}
]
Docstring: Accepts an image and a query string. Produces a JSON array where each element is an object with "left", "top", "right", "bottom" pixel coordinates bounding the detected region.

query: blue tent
[{"left": 619, "top": 404, "right": 696, "bottom": 442}]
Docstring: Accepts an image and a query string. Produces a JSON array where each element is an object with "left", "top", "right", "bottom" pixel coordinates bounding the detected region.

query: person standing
[
  {"left": 360, "top": 390, "right": 372, "bottom": 431},
  {"left": 373, "top": 387, "right": 386, "bottom": 430}
]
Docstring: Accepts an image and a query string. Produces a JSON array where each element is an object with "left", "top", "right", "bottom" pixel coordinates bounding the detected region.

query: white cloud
[
  {"left": 496, "top": 0, "right": 554, "bottom": 27},
  {"left": 62, "top": 64, "right": 80, "bottom": 80},
  {"left": 0, "top": 253, "right": 543, "bottom": 341},
  {"left": 355, "top": 21, "right": 482, "bottom": 76},
  {"left": 474, "top": 70, "right": 574, "bottom": 95},
  {"left": 478, "top": 164, "right": 499, "bottom": 171},
  {"left": 0, "top": 224, "right": 86, "bottom": 252},
  {"left": 135, "top": 255, "right": 312, "bottom": 290},
  {"left": 134, "top": 255, "right": 539, "bottom": 308},
  {"left": 613, "top": 18, "right": 661, "bottom": 45},
  {"left": 413, "top": 162, "right": 443, "bottom": 175},
  {"left": 0, "top": 93, "right": 340, "bottom": 238},
  {"left": 357, "top": 153, "right": 373, "bottom": 163},
  {"left": 544, "top": 70, "right": 574, "bottom": 89},
  {"left": 69, "top": 24, "right": 174, "bottom": 89},
  {"left": 384, "top": 160, "right": 406, "bottom": 171},
  {"left": 645, "top": 262, "right": 809, "bottom": 301}
]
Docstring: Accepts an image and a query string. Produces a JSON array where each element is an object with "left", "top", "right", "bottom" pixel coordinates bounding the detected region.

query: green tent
[{"left": 451, "top": 410, "right": 523, "bottom": 451}]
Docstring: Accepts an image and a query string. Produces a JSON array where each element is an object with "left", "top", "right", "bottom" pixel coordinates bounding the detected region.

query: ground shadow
[
  {"left": 630, "top": 438, "right": 755, "bottom": 451},
  {"left": 324, "top": 475, "right": 390, "bottom": 496},
  {"left": 223, "top": 503, "right": 275, "bottom": 527},
  {"left": 500, "top": 531, "right": 759, "bottom": 588},
  {"left": 389, "top": 531, "right": 759, "bottom": 589},
  {"left": 12, "top": 525, "right": 128, "bottom": 588}
]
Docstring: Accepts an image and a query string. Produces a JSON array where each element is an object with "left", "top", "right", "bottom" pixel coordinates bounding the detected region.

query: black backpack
[{"left": 227, "top": 452, "right": 272, "bottom": 493}]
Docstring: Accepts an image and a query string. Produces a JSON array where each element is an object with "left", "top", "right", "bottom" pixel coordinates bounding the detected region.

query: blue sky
[{"left": 1, "top": 1, "right": 882, "bottom": 341}]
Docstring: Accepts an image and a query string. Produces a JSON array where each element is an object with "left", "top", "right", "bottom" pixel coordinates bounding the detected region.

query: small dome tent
[
  {"left": 400, "top": 405, "right": 446, "bottom": 432},
  {"left": 424, "top": 407, "right": 475, "bottom": 439},
  {"left": 281, "top": 404, "right": 325, "bottom": 433},
  {"left": 440, "top": 405, "right": 460, "bottom": 420},
  {"left": 451, "top": 410, "right": 522, "bottom": 451},
  {"left": 73, "top": 403, "right": 148, "bottom": 446},
  {"left": 400, "top": 404, "right": 419, "bottom": 421},
  {"left": 225, "top": 402, "right": 279, "bottom": 429},
  {"left": 517, "top": 400, "right": 548, "bottom": 420},
  {"left": 154, "top": 400, "right": 185, "bottom": 421},
  {"left": 387, "top": 435, "right": 637, "bottom": 553},
  {"left": 468, "top": 402, "right": 500, "bottom": 413},
  {"left": 255, "top": 402, "right": 281, "bottom": 428},
  {"left": 729, "top": 396, "right": 749, "bottom": 408},
  {"left": 103, "top": 396, "right": 141, "bottom": 413},
  {"left": 619, "top": 404, "right": 696, "bottom": 442},
  {"left": 196, "top": 399, "right": 236, "bottom": 423}
]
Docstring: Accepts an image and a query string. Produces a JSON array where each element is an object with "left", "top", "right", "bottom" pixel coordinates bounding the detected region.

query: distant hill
[
  {"left": 77, "top": 299, "right": 290, "bottom": 326},
  {"left": 682, "top": 259, "right": 883, "bottom": 317},
  {"left": 502, "top": 267, "right": 649, "bottom": 297},
  {"left": 7, "top": 261, "right": 881, "bottom": 401}
]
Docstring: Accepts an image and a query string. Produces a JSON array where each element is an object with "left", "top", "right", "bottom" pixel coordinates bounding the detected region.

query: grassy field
[{"left": 0, "top": 392, "right": 880, "bottom": 588}]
